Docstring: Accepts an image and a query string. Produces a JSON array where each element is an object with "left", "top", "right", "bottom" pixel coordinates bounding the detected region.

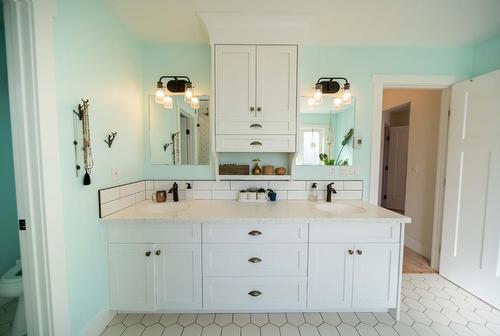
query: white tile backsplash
[{"left": 99, "top": 179, "right": 364, "bottom": 217}]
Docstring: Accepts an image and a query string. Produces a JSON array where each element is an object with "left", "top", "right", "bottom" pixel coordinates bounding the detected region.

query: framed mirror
[
  {"left": 296, "top": 96, "right": 356, "bottom": 166},
  {"left": 148, "top": 95, "right": 210, "bottom": 165}
]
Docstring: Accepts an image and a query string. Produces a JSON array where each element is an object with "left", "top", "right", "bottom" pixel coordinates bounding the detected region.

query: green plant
[{"left": 319, "top": 128, "right": 354, "bottom": 166}]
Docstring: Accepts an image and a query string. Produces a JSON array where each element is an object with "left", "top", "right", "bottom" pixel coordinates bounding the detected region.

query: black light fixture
[
  {"left": 155, "top": 75, "right": 194, "bottom": 108},
  {"left": 310, "top": 77, "right": 352, "bottom": 107}
]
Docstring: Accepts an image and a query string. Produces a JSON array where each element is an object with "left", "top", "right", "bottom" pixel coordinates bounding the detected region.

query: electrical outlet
[
  {"left": 353, "top": 136, "right": 362, "bottom": 149},
  {"left": 111, "top": 167, "right": 120, "bottom": 181},
  {"left": 329, "top": 166, "right": 339, "bottom": 177}
]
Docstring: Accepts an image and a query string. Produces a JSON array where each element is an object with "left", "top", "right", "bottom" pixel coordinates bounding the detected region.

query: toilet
[{"left": 0, "top": 260, "right": 26, "bottom": 336}]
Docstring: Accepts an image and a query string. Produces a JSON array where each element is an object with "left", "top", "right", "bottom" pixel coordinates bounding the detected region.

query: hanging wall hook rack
[
  {"left": 105, "top": 132, "right": 117, "bottom": 148},
  {"left": 73, "top": 98, "right": 89, "bottom": 120}
]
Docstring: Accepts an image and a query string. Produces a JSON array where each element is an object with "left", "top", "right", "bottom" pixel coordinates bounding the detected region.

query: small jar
[
  {"left": 257, "top": 191, "right": 266, "bottom": 200},
  {"left": 247, "top": 191, "right": 257, "bottom": 200},
  {"left": 239, "top": 190, "right": 247, "bottom": 201}
]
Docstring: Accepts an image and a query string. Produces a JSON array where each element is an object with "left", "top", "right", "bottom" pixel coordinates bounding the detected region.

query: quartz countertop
[{"left": 102, "top": 200, "right": 411, "bottom": 223}]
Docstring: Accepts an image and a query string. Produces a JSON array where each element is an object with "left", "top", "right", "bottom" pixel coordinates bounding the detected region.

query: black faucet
[
  {"left": 168, "top": 182, "right": 179, "bottom": 202},
  {"left": 326, "top": 183, "right": 337, "bottom": 202}
]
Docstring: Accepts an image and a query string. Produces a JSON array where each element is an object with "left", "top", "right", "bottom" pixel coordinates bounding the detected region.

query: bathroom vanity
[{"left": 102, "top": 200, "right": 410, "bottom": 318}]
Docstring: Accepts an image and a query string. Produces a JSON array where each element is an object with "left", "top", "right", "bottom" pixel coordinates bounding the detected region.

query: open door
[
  {"left": 440, "top": 69, "right": 500, "bottom": 308},
  {"left": 385, "top": 126, "right": 409, "bottom": 212}
]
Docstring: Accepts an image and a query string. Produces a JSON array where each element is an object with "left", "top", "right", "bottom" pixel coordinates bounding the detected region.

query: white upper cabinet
[
  {"left": 215, "top": 45, "right": 256, "bottom": 122},
  {"left": 215, "top": 44, "right": 297, "bottom": 151}
]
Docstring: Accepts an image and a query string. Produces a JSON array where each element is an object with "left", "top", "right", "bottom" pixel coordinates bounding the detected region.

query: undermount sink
[
  {"left": 141, "top": 202, "right": 188, "bottom": 214},
  {"left": 315, "top": 202, "right": 366, "bottom": 214}
]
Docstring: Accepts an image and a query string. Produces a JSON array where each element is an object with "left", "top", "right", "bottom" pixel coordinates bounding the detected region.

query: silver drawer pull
[
  {"left": 250, "top": 123, "right": 262, "bottom": 128},
  {"left": 248, "top": 290, "right": 262, "bottom": 297},
  {"left": 248, "top": 257, "right": 262, "bottom": 263},
  {"left": 248, "top": 230, "right": 262, "bottom": 236},
  {"left": 250, "top": 141, "right": 263, "bottom": 146}
]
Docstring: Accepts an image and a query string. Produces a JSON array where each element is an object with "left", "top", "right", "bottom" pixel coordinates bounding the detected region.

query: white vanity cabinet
[
  {"left": 308, "top": 222, "right": 401, "bottom": 311},
  {"left": 107, "top": 223, "right": 202, "bottom": 311},
  {"left": 215, "top": 44, "right": 297, "bottom": 152}
]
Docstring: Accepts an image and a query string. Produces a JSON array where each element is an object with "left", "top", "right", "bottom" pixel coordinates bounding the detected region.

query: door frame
[
  {"left": 369, "top": 75, "right": 463, "bottom": 270},
  {"left": 3, "top": 0, "right": 69, "bottom": 334}
]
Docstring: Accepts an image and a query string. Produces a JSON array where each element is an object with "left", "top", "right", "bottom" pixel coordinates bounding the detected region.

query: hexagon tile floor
[{"left": 101, "top": 274, "right": 500, "bottom": 336}]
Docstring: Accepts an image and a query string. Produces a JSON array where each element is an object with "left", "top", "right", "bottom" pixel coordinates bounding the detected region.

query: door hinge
[
  {"left": 19, "top": 219, "right": 26, "bottom": 231},
  {"left": 186, "top": 129, "right": 190, "bottom": 135},
  {"left": 448, "top": 109, "right": 451, "bottom": 117},
  {"left": 385, "top": 165, "right": 389, "bottom": 171},
  {"left": 386, "top": 136, "right": 390, "bottom": 141},
  {"left": 383, "top": 195, "right": 387, "bottom": 200}
]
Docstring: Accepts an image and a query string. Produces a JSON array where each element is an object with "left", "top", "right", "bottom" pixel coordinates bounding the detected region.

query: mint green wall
[
  {"left": 0, "top": 7, "right": 19, "bottom": 275},
  {"left": 471, "top": 34, "right": 500, "bottom": 76},
  {"left": 54, "top": 0, "right": 144, "bottom": 334}
]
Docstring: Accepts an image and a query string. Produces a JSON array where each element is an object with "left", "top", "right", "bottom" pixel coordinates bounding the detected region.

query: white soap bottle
[
  {"left": 185, "top": 183, "right": 193, "bottom": 201},
  {"left": 309, "top": 183, "right": 318, "bottom": 201}
]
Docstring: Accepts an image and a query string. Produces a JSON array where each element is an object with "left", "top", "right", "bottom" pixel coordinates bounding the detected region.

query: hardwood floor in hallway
[{"left": 403, "top": 247, "right": 437, "bottom": 274}]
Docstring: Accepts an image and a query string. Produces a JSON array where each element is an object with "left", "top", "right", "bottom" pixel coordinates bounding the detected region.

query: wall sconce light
[
  {"left": 311, "top": 77, "right": 352, "bottom": 108},
  {"left": 191, "top": 97, "right": 200, "bottom": 109},
  {"left": 155, "top": 75, "right": 196, "bottom": 108}
]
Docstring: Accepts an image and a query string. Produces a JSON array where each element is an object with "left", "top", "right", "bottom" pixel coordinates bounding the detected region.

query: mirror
[
  {"left": 148, "top": 95, "right": 210, "bottom": 165},
  {"left": 296, "top": 96, "right": 356, "bottom": 166}
]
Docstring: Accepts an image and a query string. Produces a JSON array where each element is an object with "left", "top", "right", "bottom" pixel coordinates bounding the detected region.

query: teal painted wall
[
  {"left": 0, "top": 6, "right": 19, "bottom": 275},
  {"left": 471, "top": 34, "right": 500, "bottom": 76},
  {"left": 54, "top": 0, "right": 144, "bottom": 334}
]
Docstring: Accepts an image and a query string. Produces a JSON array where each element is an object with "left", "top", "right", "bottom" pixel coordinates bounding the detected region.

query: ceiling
[{"left": 104, "top": 0, "right": 500, "bottom": 46}]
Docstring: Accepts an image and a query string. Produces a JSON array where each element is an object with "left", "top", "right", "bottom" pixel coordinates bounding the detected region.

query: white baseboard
[
  {"left": 82, "top": 307, "right": 115, "bottom": 336},
  {"left": 404, "top": 234, "right": 431, "bottom": 259}
]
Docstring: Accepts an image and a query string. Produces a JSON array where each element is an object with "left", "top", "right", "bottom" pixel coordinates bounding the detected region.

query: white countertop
[{"left": 102, "top": 200, "right": 411, "bottom": 223}]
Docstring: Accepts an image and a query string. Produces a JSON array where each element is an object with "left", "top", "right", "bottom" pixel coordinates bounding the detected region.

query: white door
[
  {"left": 256, "top": 45, "right": 297, "bottom": 121},
  {"left": 215, "top": 45, "right": 256, "bottom": 129},
  {"left": 155, "top": 244, "right": 202, "bottom": 310},
  {"left": 440, "top": 70, "right": 500, "bottom": 308},
  {"left": 352, "top": 243, "right": 399, "bottom": 309},
  {"left": 308, "top": 243, "right": 354, "bottom": 309},
  {"left": 385, "top": 126, "right": 409, "bottom": 211},
  {"left": 108, "top": 244, "right": 156, "bottom": 311}
]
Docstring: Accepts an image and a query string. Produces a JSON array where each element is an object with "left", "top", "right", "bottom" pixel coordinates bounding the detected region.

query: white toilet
[{"left": 0, "top": 260, "right": 26, "bottom": 336}]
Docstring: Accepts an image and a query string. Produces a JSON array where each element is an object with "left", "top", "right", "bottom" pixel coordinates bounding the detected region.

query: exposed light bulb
[
  {"left": 342, "top": 83, "right": 352, "bottom": 104},
  {"left": 191, "top": 97, "right": 200, "bottom": 109},
  {"left": 310, "top": 141, "right": 316, "bottom": 149},
  {"left": 185, "top": 82, "right": 193, "bottom": 102},
  {"left": 333, "top": 97, "right": 342, "bottom": 109},
  {"left": 155, "top": 87, "right": 165, "bottom": 104},
  {"left": 163, "top": 96, "right": 173, "bottom": 109},
  {"left": 307, "top": 97, "right": 315, "bottom": 107},
  {"left": 313, "top": 83, "right": 323, "bottom": 102}
]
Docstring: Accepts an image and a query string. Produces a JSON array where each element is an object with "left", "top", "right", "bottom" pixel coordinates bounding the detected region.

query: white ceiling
[{"left": 104, "top": 0, "right": 500, "bottom": 46}]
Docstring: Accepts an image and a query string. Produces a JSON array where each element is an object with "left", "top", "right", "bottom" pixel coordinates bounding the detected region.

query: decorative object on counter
[
  {"left": 275, "top": 167, "right": 287, "bottom": 175},
  {"left": 309, "top": 183, "right": 318, "bottom": 201},
  {"left": 219, "top": 164, "right": 249, "bottom": 175},
  {"left": 104, "top": 131, "right": 117, "bottom": 148},
  {"left": 152, "top": 190, "right": 167, "bottom": 203},
  {"left": 308, "top": 76, "right": 352, "bottom": 108},
  {"left": 319, "top": 127, "right": 354, "bottom": 166},
  {"left": 168, "top": 182, "right": 179, "bottom": 202},
  {"left": 247, "top": 188, "right": 257, "bottom": 200},
  {"left": 185, "top": 183, "right": 193, "bottom": 201},
  {"left": 72, "top": 98, "right": 93, "bottom": 185},
  {"left": 238, "top": 190, "right": 247, "bottom": 201},
  {"left": 251, "top": 159, "right": 262, "bottom": 175},
  {"left": 154, "top": 75, "right": 200, "bottom": 109},
  {"left": 262, "top": 165, "right": 274, "bottom": 175},
  {"left": 257, "top": 188, "right": 267, "bottom": 200},
  {"left": 267, "top": 189, "right": 277, "bottom": 201}
]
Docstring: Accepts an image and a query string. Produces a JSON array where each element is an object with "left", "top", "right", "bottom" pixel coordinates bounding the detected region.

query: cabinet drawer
[
  {"left": 203, "top": 222, "right": 307, "bottom": 243},
  {"left": 309, "top": 222, "right": 400, "bottom": 243},
  {"left": 107, "top": 222, "right": 201, "bottom": 243},
  {"left": 203, "top": 243, "right": 307, "bottom": 277},
  {"left": 203, "top": 277, "right": 306, "bottom": 310},
  {"left": 215, "top": 135, "right": 295, "bottom": 152},
  {"left": 216, "top": 118, "right": 295, "bottom": 135}
]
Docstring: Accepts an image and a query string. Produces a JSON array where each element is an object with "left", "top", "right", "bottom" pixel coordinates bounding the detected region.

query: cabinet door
[
  {"left": 108, "top": 244, "right": 156, "bottom": 311},
  {"left": 256, "top": 45, "right": 297, "bottom": 122},
  {"left": 155, "top": 244, "right": 202, "bottom": 310},
  {"left": 352, "top": 243, "right": 400, "bottom": 309},
  {"left": 215, "top": 45, "right": 256, "bottom": 125},
  {"left": 308, "top": 243, "right": 354, "bottom": 309}
]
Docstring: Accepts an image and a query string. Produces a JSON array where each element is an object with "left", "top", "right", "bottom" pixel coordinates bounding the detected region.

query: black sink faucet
[
  {"left": 168, "top": 182, "right": 179, "bottom": 202},
  {"left": 326, "top": 183, "right": 337, "bottom": 202}
]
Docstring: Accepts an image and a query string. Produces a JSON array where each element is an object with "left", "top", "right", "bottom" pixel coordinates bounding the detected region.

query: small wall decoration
[
  {"left": 105, "top": 132, "right": 117, "bottom": 148},
  {"left": 73, "top": 99, "right": 94, "bottom": 185}
]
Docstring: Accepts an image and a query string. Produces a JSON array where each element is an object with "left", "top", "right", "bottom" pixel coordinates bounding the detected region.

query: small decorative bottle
[{"left": 252, "top": 159, "right": 262, "bottom": 175}]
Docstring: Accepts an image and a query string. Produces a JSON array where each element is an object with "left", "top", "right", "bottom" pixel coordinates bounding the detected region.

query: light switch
[{"left": 111, "top": 167, "right": 120, "bottom": 181}]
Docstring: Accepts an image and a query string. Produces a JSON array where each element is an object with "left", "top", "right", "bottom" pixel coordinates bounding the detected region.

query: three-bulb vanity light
[
  {"left": 308, "top": 77, "right": 352, "bottom": 108},
  {"left": 155, "top": 75, "right": 199, "bottom": 110}
]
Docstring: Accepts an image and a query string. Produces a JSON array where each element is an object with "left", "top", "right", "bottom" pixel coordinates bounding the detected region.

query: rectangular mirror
[
  {"left": 148, "top": 95, "right": 210, "bottom": 165},
  {"left": 296, "top": 96, "right": 355, "bottom": 166}
]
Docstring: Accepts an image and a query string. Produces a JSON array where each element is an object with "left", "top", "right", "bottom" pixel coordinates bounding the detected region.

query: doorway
[{"left": 380, "top": 89, "right": 444, "bottom": 274}]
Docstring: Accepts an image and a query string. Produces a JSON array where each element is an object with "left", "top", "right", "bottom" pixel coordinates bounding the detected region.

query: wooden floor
[{"left": 403, "top": 247, "right": 437, "bottom": 273}]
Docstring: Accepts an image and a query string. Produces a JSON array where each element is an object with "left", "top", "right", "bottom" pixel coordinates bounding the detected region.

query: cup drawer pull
[
  {"left": 248, "top": 257, "right": 262, "bottom": 263},
  {"left": 250, "top": 141, "right": 263, "bottom": 146},
  {"left": 250, "top": 123, "right": 262, "bottom": 128},
  {"left": 248, "top": 230, "right": 262, "bottom": 236},
  {"left": 248, "top": 290, "right": 262, "bottom": 297}
]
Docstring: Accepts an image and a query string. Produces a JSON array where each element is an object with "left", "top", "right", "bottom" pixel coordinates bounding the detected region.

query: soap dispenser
[
  {"left": 309, "top": 183, "right": 318, "bottom": 201},
  {"left": 185, "top": 183, "right": 193, "bottom": 201}
]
